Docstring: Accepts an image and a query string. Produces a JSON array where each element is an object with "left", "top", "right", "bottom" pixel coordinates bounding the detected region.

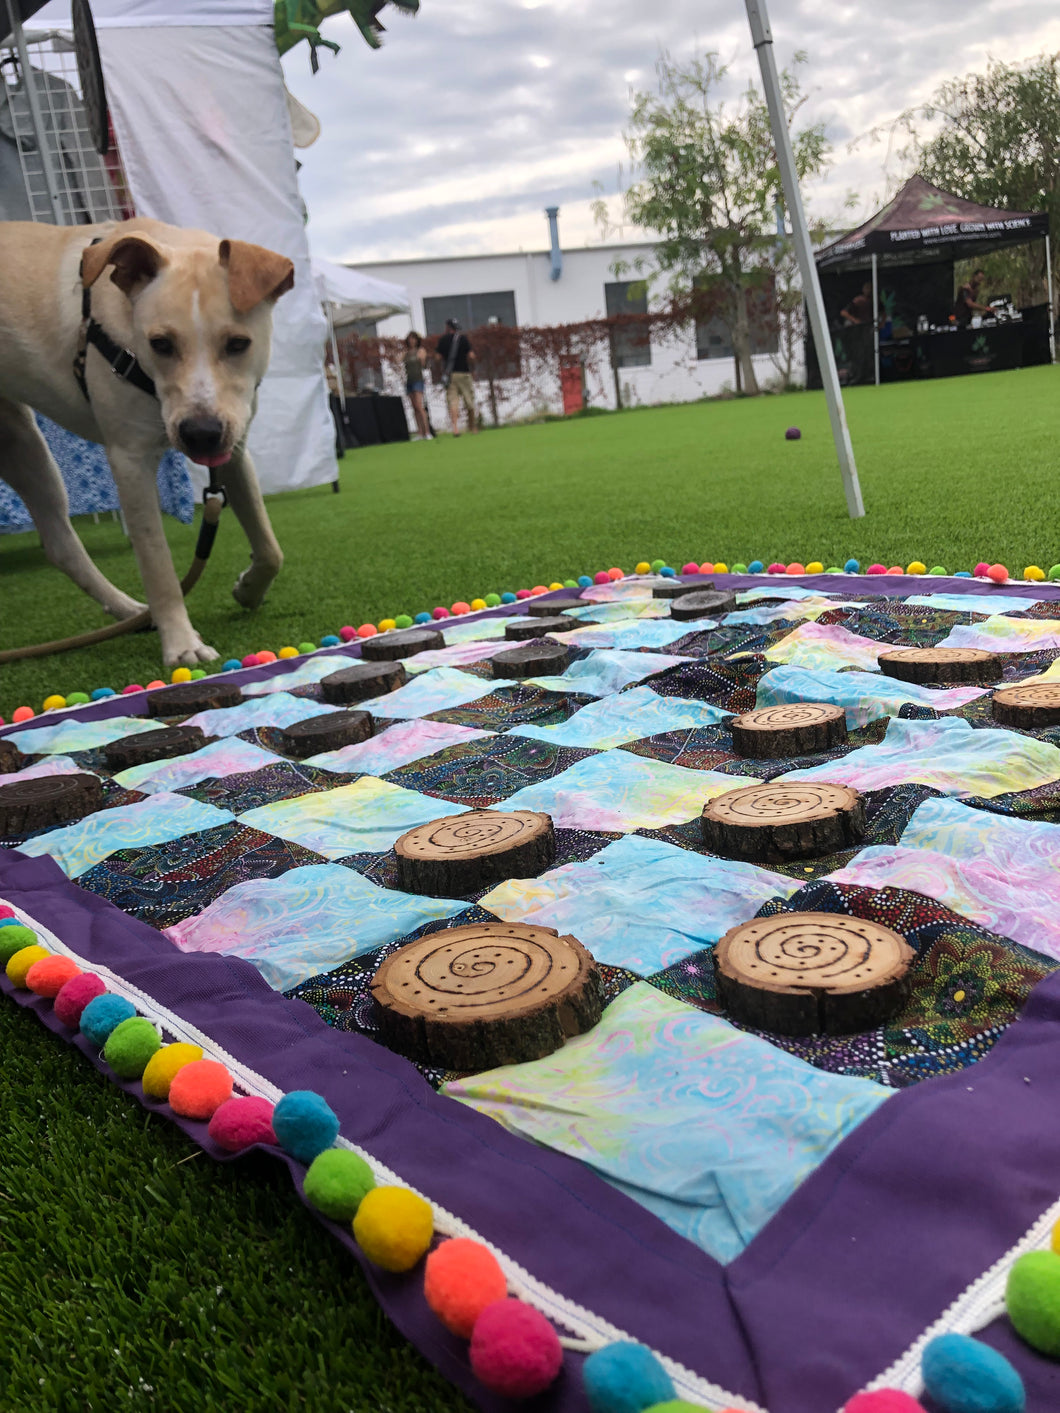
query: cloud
[{"left": 282, "top": 0, "right": 1060, "bottom": 264}]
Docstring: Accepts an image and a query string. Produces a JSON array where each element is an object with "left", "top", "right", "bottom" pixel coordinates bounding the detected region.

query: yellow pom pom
[
  {"left": 1025, "top": 566, "right": 1046, "bottom": 582},
  {"left": 42, "top": 695, "right": 66, "bottom": 712},
  {"left": 906, "top": 561, "right": 927, "bottom": 576},
  {"left": 470, "top": 599, "right": 487, "bottom": 612},
  {"left": 1052, "top": 1218, "right": 1060, "bottom": 1255},
  {"left": 142, "top": 1042, "right": 204, "bottom": 1100},
  {"left": 804, "top": 561, "right": 823, "bottom": 575},
  {"left": 7, "top": 944, "right": 49, "bottom": 988},
  {"left": 278, "top": 646, "right": 298, "bottom": 659},
  {"left": 378, "top": 618, "right": 397, "bottom": 632},
  {"left": 548, "top": 582, "right": 563, "bottom": 592},
  {"left": 714, "top": 561, "right": 730, "bottom": 574},
  {"left": 353, "top": 1185, "right": 434, "bottom": 1271},
  {"left": 635, "top": 561, "right": 651, "bottom": 575},
  {"left": 170, "top": 667, "right": 193, "bottom": 684}
]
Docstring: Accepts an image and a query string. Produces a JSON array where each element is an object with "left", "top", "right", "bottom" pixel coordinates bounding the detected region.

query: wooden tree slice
[
  {"left": 395, "top": 809, "right": 556, "bottom": 896},
  {"left": 730, "top": 703, "right": 847, "bottom": 758},
  {"left": 371, "top": 921, "right": 602, "bottom": 1070},
  {"left": 360, "top": 628, "right": 444, "bottom": 662},
  {"left": 653, "top": 579, "right": 713, "bottom": 599},
  {"left": 714, "top": 911, "right": 915, "bottom": 1036},
  {"left": 279, "top": 709, "right": 373, "bottom": 759},
  {"left": 490, "top": 641, "right": 570, "bottom": 679},
  {"left": 0, "top": 739, "right": 26, "bottom": 774},
  {"left": 992, "top": 682, "right": 1060, "bottom": 729},
  {"left": 321, "top": 660, "right": 407, "bottom": 705},
  {"left": 103, "top": 725, "right": 206, "bottom": 772},
  {"left": 146, "top": 678, "right": 243, "bottom": 718},
  {"left": 0, "top": 772, "right": 102, "bottom": 835},
  {"left": 505, "top": 616, "right": 592, "bottom": 641},
  {"left": 877, "top": 646, "right": 1003, "bottom": 685},
  {"left": 702, "top": 781, "right": 865, "bottom": 863},
  {"left": 670, "top": 590, "right": 737, "bottom": 621},
  {"left": 527, "top": 597, "right": 584, "bottom": 616}
]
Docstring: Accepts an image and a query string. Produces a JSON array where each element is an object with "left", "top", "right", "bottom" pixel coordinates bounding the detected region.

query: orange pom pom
[
  {"left": 424, "top": 1238, "right": 508, "bottom": 1338},
  {"left": 167, "top": 1059, "right": 233, "bottom": 1120},
  {"left": 25, "top": 955, "right": 81, "bottom": 998}
]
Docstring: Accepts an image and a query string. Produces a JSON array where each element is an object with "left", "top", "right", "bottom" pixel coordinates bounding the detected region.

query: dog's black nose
[{"left": 179, "top": 416, "right": 225, "bottom": 456}]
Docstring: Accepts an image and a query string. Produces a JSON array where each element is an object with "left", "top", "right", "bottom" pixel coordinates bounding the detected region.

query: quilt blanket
[{"left": 5, "top": 571, "right": 1060, "bottom": 1412}]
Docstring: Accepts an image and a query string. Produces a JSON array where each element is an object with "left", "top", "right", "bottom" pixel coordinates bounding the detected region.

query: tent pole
[
  {"left": 325, "top": 300, "right": 346, "bottom": 410},
  {"left": 1046, "top": 235, "right": 1056, "bottom": 365},
  {"left": 744, "top": 0, "right": 864, "bottom": 518},
  {"left": 871, "top": 253, "right": 880, "bottom": 386}
]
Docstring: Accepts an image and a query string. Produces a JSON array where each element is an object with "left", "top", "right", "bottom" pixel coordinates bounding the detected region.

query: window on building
[
  {"left": 605, "top": 280, "right": 651, "bottom": 368},
  {"left": 694, "top": 276, "right": 780, "bottom": 360},
  {"left": 422, "top": 292, "right": 520, "bottom": 379}
]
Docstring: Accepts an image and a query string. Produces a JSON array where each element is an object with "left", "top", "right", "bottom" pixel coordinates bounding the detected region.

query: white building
[{"left": 349, "top": 211, "right": 799, "bottom": 426}]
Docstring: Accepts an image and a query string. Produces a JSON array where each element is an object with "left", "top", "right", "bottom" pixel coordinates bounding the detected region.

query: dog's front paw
[
  {"left": 161, "top": 631, "right": 221, "bottom": 668},
  {"left": 232, "top": 556, "right": 281, "bottom": 610}
]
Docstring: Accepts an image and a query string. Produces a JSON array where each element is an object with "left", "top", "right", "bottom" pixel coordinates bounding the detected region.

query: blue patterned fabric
[{"left": 0, "top": 415, "right": 193, "bottom": 533}]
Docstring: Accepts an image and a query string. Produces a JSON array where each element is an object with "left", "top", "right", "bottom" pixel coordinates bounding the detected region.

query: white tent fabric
[
  {"left": 35, "top": 1, "right": 274, "bottom": 26},
  {"left": 312, "top": 258, "right": 410, "bottom": 326}
]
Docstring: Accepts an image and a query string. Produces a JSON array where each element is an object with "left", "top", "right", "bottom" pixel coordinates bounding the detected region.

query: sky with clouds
[{"left": 282, "top": 0, "right": 1060, "bottom": 266}]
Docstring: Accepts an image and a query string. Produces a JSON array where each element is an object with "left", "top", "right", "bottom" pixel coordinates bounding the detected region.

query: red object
[
  {"left": 424, "top": 1238, "right": 508, "bottom": 1338},
  {"left": 699, "top": 562, "right": 714, "bottom": 574},
  {"left": 256, "top": 651, "right": 278, "bottom": 664},
  {"left": 169, "top": 1059, "right": 234, "bottom": 1120},
  {"left": 531, "top": 586, "right": 549, "bottom": 595},
  {"left": 146, "top": 679, "right": 166, "bottom": 690},
  {"left": 12, "top": 707, "right": 34, "bottom": 722},
  {"left": 208, "top": 1096, "right": 277, "bottom": 1152},
  {"left": 357, "top": 624, "right": 378, "bottom": 637},
  {"left": 608, "top": 568, "right": 624, "bottom": 581},
  {"left": 339, "top": 626, "right": 357, "bottom": 642},
  {"left": 432, "top": 607, "right": 451, "bottom": 620},
  {"left": 681, "top": 562, "right": 699, "bottom": 576},
  {"left": 594, "top": 571, "right": 610, "bottom": 585},
  {"left": 470, "top": 1299, "right": 563, "bottom": 1398},
  {"left": 515, "top": 589, "right": 532, "bottom": 600},
  {"left": 987, "top": 563, "right": 1009, "bottom": 583},
  {"left": 241, "top": 654, "right": 260, "bottom": 668},
  {"left": 866, "top": 564, "right": 887, "bottom": 575},
  {"left": 122, "top": 684, "right": 143, "bottom": 695},
  {"left": 450, "top": 604, "right": 470, "bottom": 616},
  {"left": 559, "top": 356, "right": 584, "bottom": 415},
  {"left": 786, "top": 562, "right": 806, "bottom": 575},
  {"left": 974, "top": 561, "right": 991, "bottom": 577},
  {"left": 26, "top": 956, "right": 80, "bottom": 998},
  {"left": 886, "top": 566, "right": 904, "bottom": 575},
  {"left": 54, "top": 972, "right": 106, "bottom": 1028},
  {"left": 843, "top": 1391, "right": 927, "bottom": 1412},
  {"left": 767, "top": 562, "right": 786, "bottom": 574}
]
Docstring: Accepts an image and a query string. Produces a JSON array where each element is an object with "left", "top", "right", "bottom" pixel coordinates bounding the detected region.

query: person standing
[
  {"left": 403, "top": 332, "right": 431, "bottom": 440},
  {"left": 435, "top": 317, "right": 478, "bottom": 435},
  {"left": 954, "top": 269, "right": 992, "bottom": 326},
  {"left": 840, "top": 282, "right": 874, "bottom": 326}
]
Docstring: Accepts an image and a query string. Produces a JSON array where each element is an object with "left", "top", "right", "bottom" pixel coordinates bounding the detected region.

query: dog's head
[{"left": 81, "top": 233, "right": 294, "bottom": 466}]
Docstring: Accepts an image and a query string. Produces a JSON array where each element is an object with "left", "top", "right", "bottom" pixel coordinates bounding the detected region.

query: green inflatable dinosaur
[{"left": 275, "top": 1, "right": 420, "bottom": 63}]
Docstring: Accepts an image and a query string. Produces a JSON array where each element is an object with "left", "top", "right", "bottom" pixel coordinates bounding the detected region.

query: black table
[{"left": 342, "top": 396, "right": 410, "bottom": 449}]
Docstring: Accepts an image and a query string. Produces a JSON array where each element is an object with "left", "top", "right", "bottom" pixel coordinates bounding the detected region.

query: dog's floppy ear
[
  {"left": 219, "top": 239, "right": 295, "bottom": 314},
  {"left": 81, "top": 234, "right": 167, "bottom": 298}
]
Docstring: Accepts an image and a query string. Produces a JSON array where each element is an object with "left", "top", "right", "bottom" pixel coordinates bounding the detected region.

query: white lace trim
[{"left": 3, "top": 897, "right": 764, "bottom": 1413}]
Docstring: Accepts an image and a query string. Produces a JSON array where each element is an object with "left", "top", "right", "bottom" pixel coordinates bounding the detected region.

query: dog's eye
[
  {"left": 225, "top": 337, "right": 251, "bottom": 356},
  {"left": 149, "top": 336, "right": 175, "bottom": 357}
]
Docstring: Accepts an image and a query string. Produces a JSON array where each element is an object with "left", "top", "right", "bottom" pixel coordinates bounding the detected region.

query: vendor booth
[{"left": 807, "top": 175, "right": 1054, "bottom": 388}]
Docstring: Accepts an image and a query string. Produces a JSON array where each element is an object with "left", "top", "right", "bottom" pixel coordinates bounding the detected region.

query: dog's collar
[{"left": 74, "top": 240, "right": 158, "bottom": 403}]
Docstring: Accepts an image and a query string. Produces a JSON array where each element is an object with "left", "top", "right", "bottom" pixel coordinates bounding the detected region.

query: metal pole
[
  {"left": 871, "top": 252, "right": 880, "bottom": 386},
  {"left": 324, "top": 300, "right": 346, "bottom": 409},
  {"left": 5, "top": 0, "right": 66, "bottom": 225},
  {"left": 745, "top": 0, "right": 864, "bottom": 518},
  {"left": 1046, "top": 235, "right": 1056, "bottom": 365}
]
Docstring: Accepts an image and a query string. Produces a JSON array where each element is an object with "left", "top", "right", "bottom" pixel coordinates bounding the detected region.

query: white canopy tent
[
  {"left": 31, "top": 0, "right": 336, "bottom": 496},
  {"left": 313, "top": 256, "right": 410, "bottom": 406}
]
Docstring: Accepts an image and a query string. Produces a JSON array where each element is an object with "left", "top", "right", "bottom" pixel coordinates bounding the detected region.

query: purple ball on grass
[{"left": 785, "top": 427, "right": 802, "bottom": 441}]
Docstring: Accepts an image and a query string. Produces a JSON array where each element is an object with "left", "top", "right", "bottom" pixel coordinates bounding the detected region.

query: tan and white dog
[{"left": 0, "top": 218, "right": 294, "bottom": 666}]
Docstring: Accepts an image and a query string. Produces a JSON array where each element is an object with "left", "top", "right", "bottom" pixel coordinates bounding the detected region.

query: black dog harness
[{"left": 74, "top": 237, "right": 157, "bottom": 402}]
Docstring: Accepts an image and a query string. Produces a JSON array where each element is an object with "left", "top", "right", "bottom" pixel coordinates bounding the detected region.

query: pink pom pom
[
  {"left": 208, "top": 1095, "right": 277, "bottom": 1152},
  {"left": 681, "top": 562, "right": 699, "bottom": 576},
  {"left": 54, "top": 972, "right": 106, "bottom": 1027},
  {"left": 786, "top": 562, "right": 806, "bottom": 575},
  {"left": 357, "top": 624, "right": 378, "bottom": 637},
  {"left": 256, "top": 650, "right": 277, "bottom": 664},
  {"left": 241, "top": 654, "right": 260, "bottom": 668},
  {"left": 0, "top": 905, "right": 14, "bottom": 918},
  {"left": 593, "top": 571, "right": 610, "bottom": 585},
  {"left": 470, "top": 1299, "right": 563, "bottom": 1399},
  {"left": 767, "top": 562, "right": 786, "bottom": 574},
  {"left": 432, "top": 606, "right": 451, "bottom": 620},
  {"left": 122, "top": 684, "right": 143, "bottom": 695},
  {"left": 338, "top": 626, "right": 357, "bottom": 642},
  {"left": 866, "top": 564, "right": 886, "bottom": 575},
  {"left": 974, "top": 561, "right": 990, "bottom": 577},
  {"left": 450, "top": 603, "right": 471, "bottom": 616},
  {"left": 987, "top": 563, "right": 1009, "bottom": 583},
  {"left": 608, "top": 568, "right": 624, "bottom": 580},
  {"left": 699, "top": 562, "right": 714, "bottom": 574},
  {"left": 515, "top": 589, "right": 532, "bottom": 600},
  {"left": 146, "top": 679, "right": 166, "bottom": 690},
  {"left": 843, "top": 1391, "right": 927, "bottom": 1413}
]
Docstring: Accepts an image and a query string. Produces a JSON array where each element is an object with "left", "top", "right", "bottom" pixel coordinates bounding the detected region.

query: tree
[
  {"left": 898, "top": 55, "right": 1060, "bottom": 308},
  {"left": 605, "top": 52, "right": 830, "bottom": 396}
]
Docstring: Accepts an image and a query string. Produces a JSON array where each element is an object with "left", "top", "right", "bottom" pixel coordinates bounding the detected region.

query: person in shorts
[
  {"left": 435, "top": 317, "right": 478, "bottom": 435},
  {"left": 403, "top": 332, "right": 430, "bottom": 439}
]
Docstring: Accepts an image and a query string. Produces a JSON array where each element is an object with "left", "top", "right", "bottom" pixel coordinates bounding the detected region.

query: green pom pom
[
  {"left": 650, "top": 559, "right": 665, "bottom": 572},
  {"left": 298, "top": 642, "right": 317, "bottom": 654},
  {"left": 394, "top": 614, "right": 414, "bottom": 629},
  {"left": 1049, "top": 566, "right": 1060, "bottom": 582},
  {"left": 643, "top": 1403, "right": 709, "bottom": 1413},
  {"left": 65, "top": 691, "right": 90, "bottom": 705},
  {"left": 731, "top": 562, "right": 748, "bottom": 575},
  {"left": 303, "top": 1148, "right": 375, "bottom": 1221},
  {"left": 103, "top": 1017, "right": 161, "bottom": 1080},
  {"left": 483, "top": 594, "right": 501, "bottom": 608},
  {"left": 929, "top": 566, "right": 948, "bottom": 575},
  {"left": 189, "top": 669, "right": 206, "bottom": 680},
  {"left": 825, "top": 567, "right": 842, "bottom": 574},
  {"left": 1006, "top": 1249, "right": 1060, "bottom": 1356},
  {"left": 0, "top": 925, "right": 37, "bottom": 964},
  {"left": 562, "top": 579, "right": 578, "bottom": 589}
]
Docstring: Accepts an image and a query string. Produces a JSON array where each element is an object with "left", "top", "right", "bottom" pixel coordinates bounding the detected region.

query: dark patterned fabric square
[
  {"left": 177, "top": 761, "right": 353, "bottom": 814},
  {"left": 427, "top": 684, "right": 593, "bottom": 731},
  {"left": 383, "top": 733, "right": 598, "bottom": 807}
]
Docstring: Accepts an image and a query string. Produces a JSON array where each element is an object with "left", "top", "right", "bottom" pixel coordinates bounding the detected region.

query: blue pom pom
[
  {"left": 0, "top": 917, "right": 22, "bottom": 929},
  {"left": 844, "top": 558, "right": 860, "bottom": 573},
  {"left": 320, "top": 634, "right": 341, "bottom": 648},
  {"left": 222, "top": 658, "right": 242, "bottom": 672},
  {"left": 80, "top": 993, "right": 137, "bottom": 1047},
  {"left": 413, "top": 611, "right": 432, "bottom": 624},
  {"left": 583, "top": 1342, "right": 675, "bottom": 1413},
  {"left": 660, "top": 566, "right": 676, "bottom": 577},
  {"left": 90, "top": 687, "right": 115, "bottom": 700},
  {"left": 272, "top": 1090, "right": 340, "bottom": 1164},
  {"left": 922, "top": 1333, "right": 1024, "bottom": 1413},
  {"left": 954, "top": 570, "right": 972, "bottom": 578},
  {"left": 577, "top": 576, "right": 593, "bottom": 588},
  {"left": 500, "top": 592, "right": 517, "bottom": 604},
  {"left": 747, "top": 560, "right": 764, "bottom": 574}
]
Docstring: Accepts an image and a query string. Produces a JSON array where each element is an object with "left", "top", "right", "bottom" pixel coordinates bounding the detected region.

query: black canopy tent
[{"left": 808, "top": 176, "right": 1054, "bottom": 387}]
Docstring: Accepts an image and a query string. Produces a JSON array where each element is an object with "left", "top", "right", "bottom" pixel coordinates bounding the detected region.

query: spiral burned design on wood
[
  {"left": 729, "top": 701, "right": 848, "bottom": 760},
  {"left": 992, "top": 682, "right": 1060, "bottom": 728},
  {"left": 877, "top": 646, "right": 1002, "bottom": 685},
  {"left": 735, "top": 704, "right": 843, "bottom": 730},
  {"left": 715, "top": 912, "right": 914, "bottom": 1036},
  {"left": 710, "top": 782, "right": 856, "bottom": 823},
  {"left": 395, "top": 810, "right": 556, "bottom": 896},
  {"left": 400, "top": 810, "right": 542, "bottom": 859},
  {"left": 371, "top": 922, "right": 603, "bottom": 1069},
  {"left": 702, "top": 781, "right": 865, "bottom": 862}
]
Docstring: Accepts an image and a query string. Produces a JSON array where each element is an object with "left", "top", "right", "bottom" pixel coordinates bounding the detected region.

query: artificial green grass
[
  {"left": 0, "top": 1000, "right": 472, "bottom": 1413},
  {"left": 3, "top": 365, "right": 1060, "bottom": 715}
]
